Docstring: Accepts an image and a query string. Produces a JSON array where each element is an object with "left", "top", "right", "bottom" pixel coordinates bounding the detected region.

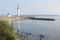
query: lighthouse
[{"left": 17, "top": 4, "right": 21, "bottom": 16}]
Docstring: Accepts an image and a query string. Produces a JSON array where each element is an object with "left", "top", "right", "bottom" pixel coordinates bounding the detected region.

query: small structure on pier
[{"left": 7, "top": 13, "right": 11, "bottom": 17}]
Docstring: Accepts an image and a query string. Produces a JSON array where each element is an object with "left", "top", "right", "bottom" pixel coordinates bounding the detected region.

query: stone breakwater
[{"left": 16, "top": 31, "right": 50, "bottom": 40}]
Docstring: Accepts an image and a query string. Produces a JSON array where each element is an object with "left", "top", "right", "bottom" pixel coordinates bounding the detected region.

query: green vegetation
[
  {"left": 0, "top": 18, "right": 27, "bottom": 40},
  {"left": 0, "top": 19, "right": 19, "bottom": 40}
]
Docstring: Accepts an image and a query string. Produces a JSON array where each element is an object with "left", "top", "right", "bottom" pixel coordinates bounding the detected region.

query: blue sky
[{"left": 0, "top": 0, "right": 60, "bottom": 15}]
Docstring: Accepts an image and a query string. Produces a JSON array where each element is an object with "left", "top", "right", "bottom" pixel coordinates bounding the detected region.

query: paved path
[{"left": 0, "top": 16, "right": 28, "bottom": 20}]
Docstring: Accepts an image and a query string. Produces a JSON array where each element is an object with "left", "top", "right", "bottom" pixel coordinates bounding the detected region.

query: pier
[{"left": 0, "top": 16, "right": 55, "bottom": 21}]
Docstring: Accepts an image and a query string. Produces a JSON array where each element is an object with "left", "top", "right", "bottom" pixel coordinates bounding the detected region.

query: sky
[{"left": 0, "top": 0, "right": 60, "bottom": 15}]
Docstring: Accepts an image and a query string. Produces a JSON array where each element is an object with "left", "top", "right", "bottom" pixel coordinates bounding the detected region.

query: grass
[{"left": 0, "top": 18, "right": 19, "bottom": 40}]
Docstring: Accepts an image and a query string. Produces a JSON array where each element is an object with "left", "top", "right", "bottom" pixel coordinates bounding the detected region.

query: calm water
[{"left": 12, "top": 15, "right": 60, "bottom": 40}]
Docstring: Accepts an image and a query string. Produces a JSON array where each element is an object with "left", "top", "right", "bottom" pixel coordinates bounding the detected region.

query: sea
[{"left": 10, "top": 15, "right": 60, "bottom": 40}]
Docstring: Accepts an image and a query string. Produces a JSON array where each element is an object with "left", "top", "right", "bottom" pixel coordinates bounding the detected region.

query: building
[
  {"left": 7, "top": 13, "right": 11, "bottom": 17},
  {"left": 17, "top": 4, "right": 21, "bottom": 16}
]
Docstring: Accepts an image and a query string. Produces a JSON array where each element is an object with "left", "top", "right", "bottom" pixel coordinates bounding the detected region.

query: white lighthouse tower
[{"left": 17, "top": 4, "right": 21, "bottom": 16}]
